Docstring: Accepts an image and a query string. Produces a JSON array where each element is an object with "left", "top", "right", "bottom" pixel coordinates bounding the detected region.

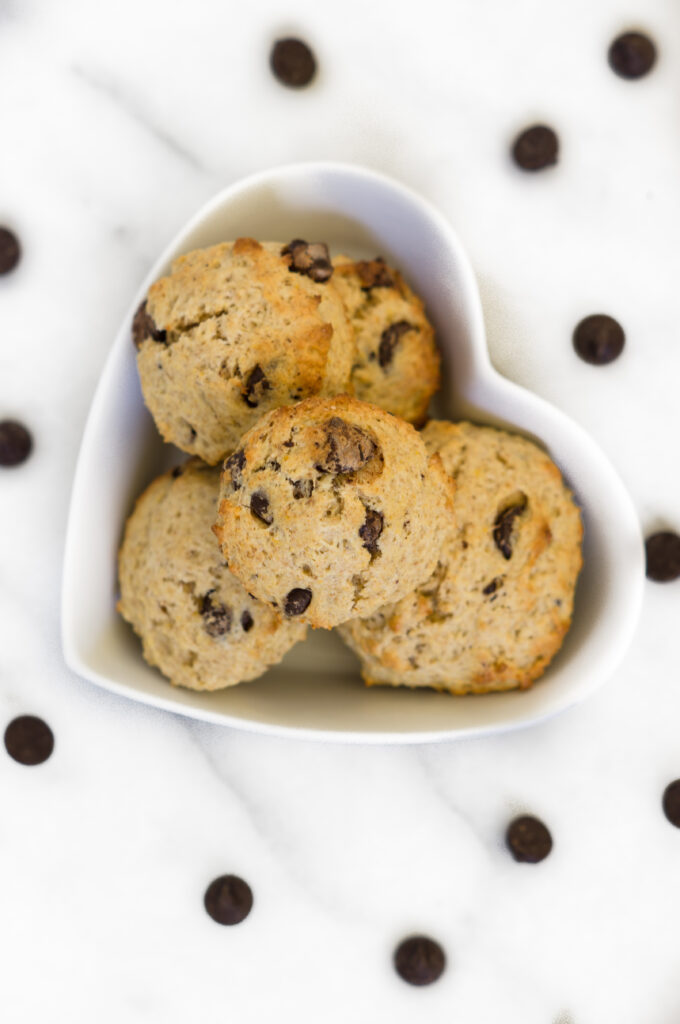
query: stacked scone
[{"left": 119, "top": 237, "right": 582, "bottom": 695}]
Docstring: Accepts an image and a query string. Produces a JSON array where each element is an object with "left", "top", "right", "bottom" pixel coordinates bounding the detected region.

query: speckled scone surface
[
  {"left": 332, "top": 255, "right": 440, "bottom": 424},
  {"left": 339, "top": 421, "right": 583, "bottom": 693},
  {"left": 213, "top": 395, "right": 455, "bottom": 629},
  {"left": 133, "top": 238, "right": 355, "bottom": 464},
  {"left": 118, "top": 459, "right": 306, "bottom": 691}
]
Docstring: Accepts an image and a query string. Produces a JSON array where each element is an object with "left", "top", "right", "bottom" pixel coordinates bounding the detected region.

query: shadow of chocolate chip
[
  {"left": 378, "top": 321, "right": 414, "bottom": 368},
  {"left": 493, "top": 495, "right": 528, "bottom": 559},
  {"left": 506, "top": 815, "right": 552, "bottom": 863},
  {"left": 224, "top": 449, "right": 246, "bottom": 489},
  {"left": 240, "top": 610, "right": 254, "bottom": 632},
  {"left": 250, "top": 490, "right": 273, "bottom": 525},
  {"left": 356, "top": 258, "right": 395, "bottom": 290},
  {"left": 393, "top": 936, "right": 446, "bottom": 986},
  {"left": 291, "top": 478, "right": 314, "bottom": 499},
  {"left": 4, "top": 715, "right": 54, "bottom": 765},
  {"left": 323, "top": 417, "right": 377, "bottom": 473},
  {"left": 132, "top": 300, "right": 166, "bottom": 348},
  {"left": 204, "top": 874, "right": 253, "bottom": 925},
  {"left": 200, "top": 592, "right": 232, "bottom": 637},
  {"left": 281, "top": 239, "right": 332, "bottom": 282},
  {"left": 359, "top": 508, "right": 384, "bottom": 554},
  {"left": 284, "top": 588, "right": 312, "bottom": 616},
  {"left": 270, "top": 37, "right": 317, "bottom": 88},
  {"left": 242, "top": 364, "right": 269, "bottom": 407}
]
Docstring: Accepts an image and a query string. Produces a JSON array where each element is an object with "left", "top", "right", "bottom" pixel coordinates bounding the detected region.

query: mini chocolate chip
[
  {"left": 356, "top": 258, "right": 395, "bottom": 290},
  {"left": 292, "top": 478, "right": 314, "bottom": 499},
  {"left": 225, "top": 449, "right": 246, "bottom": 489},
  {"left": 573, "top": 314, "right": 625, "bottom": 365},
  {"left": 243, "top": 364, "right": 270, "bottom": 407},
  {"left": 493, "top": 497, "right": 527, "bottom": 559},
  {"left": 663, "top": 780, "right": 680, "bottom": 828},
  {"left": 506, "top": 815, "right": 553, "bottom": 863},
  {"left": 241, "top": 610, "right": 254, "bottom": 632},
  {"left": 284, "top": 588, "right": 312, "bottom": 616},
  {"left": 250, "top": 490, "right": 273, "bottom": 525},
  {"left": 131, "top": 300, "right": 166, "bottom": 348},
  {"left": 171, "top": 465, "right": 183, "bottom": 478},
  {"left": 359, "top": 508, "right": 384, "bottom": 554},
  {"left": 483, "top": 577, "right": 503, "bottom": 596},
  {"left": 4, "top": 716, "right": 54, "bottom": 766},
  {"left": 281, "top": 239, "right": 333, "bottom": 282},
  {"left": 378, "top": 321, "right": 413, "bottom": 368},
  {"left": 323, "top": 416, "right": 378, "bottom": 474},
  {"left": 282, "top": 438, "right": 294, "bottom": 448},
  {"left": 204, "top": 875, "right": 253, "bottom": 925},
  {"left": 270, "top": 37, "right": 317, "bottom": 88},
  {"left": 394, "top": 936, "right": 446, "bottom": 986},
  {"left": 267, "top": 459, "right": 281, "bottom": 472},
  {"left": 609, "top": 31, "right": 656, "bottom": 79},
  {"left": 512, "top": 125, "right": 559, "bottom": 171},
  {"left": 0, "top": 420, "right": 32, "bottom": 467},
  {"left": 0, "top": 227, "right": 21, "bottom": 274},
  {"left": 200, "top": 592, "right": 232, "bottom": 637},
  {"left": 645, "top": 531, "right": 680, "bottom": 582}
]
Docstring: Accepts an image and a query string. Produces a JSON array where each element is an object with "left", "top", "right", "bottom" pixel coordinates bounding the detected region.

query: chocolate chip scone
[
  {"left": 332, "top": 256, "right": 440, "bottom": 424},
  {"left": 339, "top": 421, "right": 583, "bottom": 693},
  {"left": 118, "top": 459, "right": 306, "bottom": 691},
  {"left": 133, "top": 238, "right": 355, "bottom": 464},
  {"left": 213, "top": 395, "right": 455, "bottom": 629}
]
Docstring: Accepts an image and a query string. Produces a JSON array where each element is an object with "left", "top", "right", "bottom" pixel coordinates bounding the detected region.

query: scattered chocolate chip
[
  {"left": 394, "top": 936, "right": 446, "bottom": 986},
  {"left": 267, "top": 459, "right": 281, "bottom": 472},
  {"left": 281, "top": 239, "right": 333, "bottom": 282},
  {"left": 506, "top": 815, "right": 553, "bottom": 863},
  {"left": 645, "top": 531, "right": 680, "bottom": 582},
  {"left": 359, "top": 508, "right": 384, "bottom": 554},
  {"left": 512, "top": 125, "right": 559, "bottom": 171},
  {"left": 171, "top": 465, "right": 183, "bottom": 478},
  {"left": 378, "top": 321, "right": 414, "bottom": 368},
  {"left": 0, "top": 420, "right": 32, "bottom": 467},
  {"left": 0, "top": 227, "right": 21, "bottom": 274},
  {"left": 4, "top": 716, "right": 54, "bottom": 766},
  {"left": 573, "top": 314, "right": 625, "bottom": 365},
  {"left": 493, "top": 497, "right": 527, "bottom": 560},
  {"left": 225, "top": 449, "right": 246, "bottom": 489},
  {"left": 284, "top": 588, "right": 312, "bottom": 616},
  {"left": 241, "top": 610, "right": 254, "bottom": 632},
  {"left": 323, "top": 416, "right": 377, "bottom": 474},
  {"left": 242, "top": 364, "right": 270, "bottom": 408},
  {"left": 663, "top": 780, "right": 680, "bottom": 828},
  {"left": 250, "top": 490, "right": 273, "bottom": 525},
  {"left": 270, "top": 37, "right": 317, "bottom": 88},
  {"left": 131, "top": 300, "right": 166, "bottom": 348},
  {"left": 200, "top": 592, "right": 233, "bottom": 637},
  {"left": 282, "top": 438, "right": 294, "bottom": 448},
  {"left": 483, "top": 577, "right": 503, "bottom": 596},
  {"left": 609, "top": 31, "right": 656, "bottom": 79},
  {"left": 204, "top": 874, "right": 253, "bottom": 925},
  {"left": 291, "top": 478, "right": 314, "bottom": 499},
  {"left": 356, "top": 258, "right": 395, "bottom": 290}
]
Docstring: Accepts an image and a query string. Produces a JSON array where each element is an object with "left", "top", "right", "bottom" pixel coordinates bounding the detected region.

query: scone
[
  {"left": 118, "top": 459, "right": 306, "bottom": 691},
  {"left": 213, "top": 395, "right": 455, "bottom": 629},
  {"left": 332, "top": 255, "right": 440, "bottom": 424},
  {"left": 133, "top": 238, "right": 355, "bottom": 464},
  {"left": 339, "top": 421, "right": 583, "bottom": 693}
]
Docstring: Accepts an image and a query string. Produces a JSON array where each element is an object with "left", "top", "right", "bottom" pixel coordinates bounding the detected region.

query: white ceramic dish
[{"left": 61, "top": 162, "right": 644, "bottom": 743}]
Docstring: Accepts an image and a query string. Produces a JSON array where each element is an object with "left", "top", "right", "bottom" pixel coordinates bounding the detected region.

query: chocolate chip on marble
[
  {"left": 323, "top": 417, "right": 378, "bottom": 474},
  {"left": 609, "top": 31, "right": 656, "bottom": 79},
  {"left": 393, "top": 936, "right": 446, "bottom": 986},
  {"left": 378, "top": 321, "right": 414, "bottom": 368},
  {"left": 0, "top": 420, "right": 32, "bottom": 467},
  {"left": 291, "top": 478, "right": 314, "bottom": 499},
  {"left": 281, "top": 239, "right": 333, "bottom": 282},
  {"left": 645, "top": 531, "right": 680, "bottom": 582},
  {"left": 200, "top": 592, "right": 233, "bottom": 637},
  {"left": 663, "top": 780, "right": 680, "bottom": 828},
  {"left": 356, "top": 258, "right": 395, "bottom": 290},
  {"left": 493, "top": 496, "right": 527, "bottom": 559},
  {"left": 204, "top": 874, "right": 253, "bottom": 925},
  {"left": 270, "top": 37, "right": 317, "bottom": 88},
  {"left": 483, "top": 576, "right": 503, "bottom": 596},
  {"left": 225, "top": 449, "right": 246, "bottom": 489},
  {"left": 359, "top": 508, "right": 384, "bottom": 554},
  {"left": 240, "top": 610, "right": 254, "bottom": 632},
  {"left": 506, "top": 815, "right": 553, "bottom": 863},
  {"left": 573, "top": 314, "right": 625, "bottom": 365},
  {"left": 284, "top": 588, "right": 312, "bottom": 616},
  {"left": 242, "top": 364, "right": 270, "bottom": 407},
  {"left": 250, "top": 490, "right": 273, "bottom": 525},
  {"left": 0, "top": 227, "right": 21, "bottom": 274},
  {"left": 132, "top": 300, "right": 166, "bottom": 348},
  {"left": 4, "top": 715, "right": 54, "bottom": 766},
  {"left": 512, "top": 125, "right": 559, "bottom": 171}
]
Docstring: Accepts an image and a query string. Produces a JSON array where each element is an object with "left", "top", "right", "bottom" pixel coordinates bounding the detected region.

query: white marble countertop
[{"left": 2, "top": 0, "right": 680, "bottom": 1020}]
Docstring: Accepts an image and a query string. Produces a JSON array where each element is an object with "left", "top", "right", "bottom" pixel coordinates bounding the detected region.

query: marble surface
[{"left": 1, "top": 0, "right": 680, "bottom": 1020}]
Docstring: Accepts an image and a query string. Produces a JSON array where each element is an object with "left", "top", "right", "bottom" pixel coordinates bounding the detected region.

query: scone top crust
[
  {"left": 339, "top": 420, "right": 583, "bottom": 694},
  {"left": 332, "top": 255, "right": 440, "bottom": 425},
  {"left": 133, "top": 238, "right": 355, "bottom": 464},
  {"left": 213, "top": 395, "right": 455, "bottom": 629}
]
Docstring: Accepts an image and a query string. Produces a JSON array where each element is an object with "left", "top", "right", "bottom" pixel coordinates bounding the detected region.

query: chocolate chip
[
  {"left": 204, "top": 874, "right": 253, "bottom": 925},
  {"left": 270, "top": 37, "right": 317, "bottom": 88},
  {"left": 359, "top": 508, "right": 383, "bottom": 554},
  {"left": 243, "top": 364, "right": 270, "bottom": 407},
  {"left": 506, "top": 815, "right": 553, "bottom": 863},
  {"left": 323, "top": 416, "right": 377, "bottom": 474},
  {"left": 200, "top": 592, "right": 232, "bottom": 637},
  {"left": 250, "top": 490, "right": 273, "bottom": 525},
  {"left": 131, "top": 300, "right": 166, "bottom": 348},
  {"left": 663, "top": 780, "right": 680, "bottom": 828},
  {"left": 573, "top": 314, "right": 625, "bottom": 365},
  {"left": 4, "top": 716, "right": 54, "bottom": 766},
  {"left": 0, "top": 420, "right": 32, "bottom": 467},
  {"left": 0, "top": 227, "right": 21, "bottom": 274},
  {"left": 512, "top": 125, "right": 559, "bottom": 171},
  {"left": 292, "top": 478, "right": 314, "bottom": 499},
  {"left": 241, "top": 610, "right": 254, "bottom": 632},
  {"left": 284, "top": 588, "right": 312, "bottom": 616},
  {"left": 645, "top": 531, "right": 680, "bottom": 582},
  {"left": 493, "top": 497, "right": 527, "bottom": 560},
  {"left": 483, "top": 577, "right": 503, "bottom": 596},
  {"left": 378, "top": 321, "right": 413, "bottom": 368},
  {"left": 609, "top": 31, "right": 656, "bottom": 79},
  {"left": 171, "top": 465, "right": 183, "bottom": 478},
  {"left": 281, "top": 239, "right": 333, "bottom": 282},
  {"left": 394, "top": 936, "right": 446, "bottom": 986},
  {"left": 356, "top": 258, "right": 395, "bottom": 290},
  {"left": 225, "top": 449, "right": 246, "bottom": 489}
]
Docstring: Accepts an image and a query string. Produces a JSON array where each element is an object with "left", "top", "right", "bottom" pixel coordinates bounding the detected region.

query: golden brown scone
[
  {"left": 118, "top": 459, "right": 306, "bottom": 691},
  {"left": 339, "top": 421, "right": 583, "bottom": 693},
  {"left": 332, "top": 255, "right": 440, "bottom": 424},
  {"left": 133, "top": 238, "right": 355, "bottom": 464},
  {"left": 213, "top": 395, "right": 455, "bottom": 629}
]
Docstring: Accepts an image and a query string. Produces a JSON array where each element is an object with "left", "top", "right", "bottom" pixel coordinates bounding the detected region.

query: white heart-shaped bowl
[{"left": 61, "top": 162, "right": 644, "bottom": 743}]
